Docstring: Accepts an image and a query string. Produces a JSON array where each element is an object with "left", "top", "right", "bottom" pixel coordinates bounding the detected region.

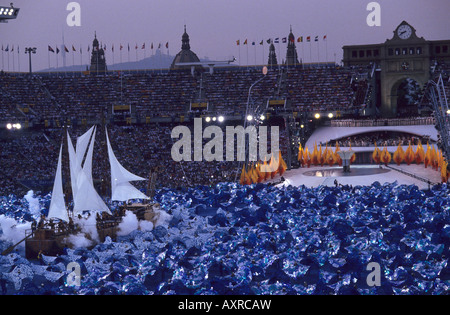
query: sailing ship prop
[{"left": 20, "top": 126, "right": 159, "bottom": 259}]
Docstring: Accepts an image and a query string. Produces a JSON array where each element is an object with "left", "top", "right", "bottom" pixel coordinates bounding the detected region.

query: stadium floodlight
[
  {"left": 6, "top": 122, "right": 21, "bottom": 130},
  {"left": 260, "top": 115, "right": 265, "bottom": 121},
  {"left": 25, "top": 47, "right": 37, "bottom": 74},
  {"left": 0, "top": 4, "right": 19, "bottom": 23},
  {"left": 218, "top": 116, "right": 225, "bottom": 123},
  {"left": 212, "top": 117, "right": 217, "bottom": 122},
  {"left": 328, "top": 113, "right": 334, "bottom": 119},
  {"left": 247, "top": 115, "right": 253, "bottom": 122},
  {"left": 205, "top": 117, "right": 211, "bottom": 123},
  {"left": 314, "top": 113, "right": 321, "bottom": 119},
  {"left": 447, "top": 109, "right": 450, "bottom": 115}
]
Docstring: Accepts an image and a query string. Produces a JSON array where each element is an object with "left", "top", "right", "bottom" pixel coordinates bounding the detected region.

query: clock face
[{"left": 397, "top": 25, "right": 412, "bottom": 40}]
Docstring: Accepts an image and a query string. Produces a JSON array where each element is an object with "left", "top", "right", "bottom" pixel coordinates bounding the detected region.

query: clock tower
[{"left": 343, "top": 21, "right": 450, "bottom": 117}]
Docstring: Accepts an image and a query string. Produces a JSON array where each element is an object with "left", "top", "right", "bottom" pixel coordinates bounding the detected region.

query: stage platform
[{"left": 274, "top": 164, "right": 442, "bottom": 190}]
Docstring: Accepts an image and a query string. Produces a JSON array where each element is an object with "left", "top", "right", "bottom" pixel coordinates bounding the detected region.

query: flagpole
[
  {"left": 56, "top": 45, "right": 58, "bottom": 69},
  {"left": 317, "top": 38, "right": 320, "bottom": 64},
  {"left": 12, "top": 46, "right": 15, "bottom": 72},
  {"left": 80, "top": 45, "right": 82, "bottom": 71},
  {"left": 17, "top": 46, "right": 20, "bottom": 72},
  {"left": 112, "top": 45, "right": 115, "bottom": 66},
  {"left": 309, "top": 39, "right": 312, "bottom": 65},
  {"left": 47, "top": 48, "right": 50, "bottom": 71},
  {"left": 325, "top": 36, "right": 328, "bottom": 63}
]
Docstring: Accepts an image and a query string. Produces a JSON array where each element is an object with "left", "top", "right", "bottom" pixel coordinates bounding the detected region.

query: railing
[{"left": 331, "top": 117, "right": 435, "bottom": 127}]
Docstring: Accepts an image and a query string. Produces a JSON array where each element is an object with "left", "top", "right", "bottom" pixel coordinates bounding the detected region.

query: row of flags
[
  {"left": 1, "top": 45, "right": 19, "bottom": 52},
  {"left": 1, "top": 43, "right": 170, "bottom": 54},
  {"left": 297, "top": 142, "right": 351, "bottom": 168},
  {"left": 46, "top": 42, "right": 170, "bottom": 54},
  {"left": 297, "top": 141, "right": 449, "bottom": 183},
  {"left": 237, "top": 35, "right": 327, "bottom": 46},
  {"left": 239, "top": 152, "right": 288, "bottom": 185},
  {"left": 377, "top": 142, "right": 449, "bottom": 183}
]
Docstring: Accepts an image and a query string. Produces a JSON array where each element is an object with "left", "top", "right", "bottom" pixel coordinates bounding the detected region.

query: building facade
[{"left": 343, "top": 21, "right": 450, "bottom": 116}]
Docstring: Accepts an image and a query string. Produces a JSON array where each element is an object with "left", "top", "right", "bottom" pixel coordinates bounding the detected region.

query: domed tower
[
  {"left": 285, "top": 26, "right": 300, "bottom": 66},
  {"left": 90, "top": 32, "right": 107, "bottom": 73},
  {"left": 171, "top": 26, "right": 201, "bottom": 70}
]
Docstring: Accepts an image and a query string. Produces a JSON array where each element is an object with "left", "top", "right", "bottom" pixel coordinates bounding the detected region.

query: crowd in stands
[
  {"left": 0, "top": 65, "right": 367, "bottom": 126},
  {"left": 330, "top": 132, "right": 433, "bottom": 148},
  {"left": 331, "top": 116, "right": 435, "bottom": 127}
]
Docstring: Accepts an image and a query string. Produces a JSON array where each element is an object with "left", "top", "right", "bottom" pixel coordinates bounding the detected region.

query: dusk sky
[{"left": 1, "top": 0, "right": 449, "bottom": 71}]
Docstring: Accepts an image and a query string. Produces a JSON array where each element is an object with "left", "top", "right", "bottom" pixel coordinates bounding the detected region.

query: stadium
[{"left": 0, "top": 2, "right": 449, "bottom": 297}]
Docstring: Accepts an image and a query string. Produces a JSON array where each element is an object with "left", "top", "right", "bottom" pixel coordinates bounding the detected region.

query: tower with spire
[
  {"left": 285, "top": 26, "right": 300, "bottom": 66},
  {"left": 171, "top": 25, "right": 201, "bottom": 70},
  {"left": 268, "top": 42, "right": 278, "bottom": 68},
  {"left": 89, "top": 32, "right": 107, "bottom": 73}
]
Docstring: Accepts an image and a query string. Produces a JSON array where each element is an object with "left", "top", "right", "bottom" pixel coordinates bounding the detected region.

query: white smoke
[
  {"left": 64, "top": 214, "right": 99, "bottom": 249},
  {"left": 0, "top": 215, "right": 32, "bottom": 249},
  {"left": 24, "top": 190, "right": 41, "bottom": 219},
  {"left": 117, "top": 211, "right": 139, "bottom": 236}
]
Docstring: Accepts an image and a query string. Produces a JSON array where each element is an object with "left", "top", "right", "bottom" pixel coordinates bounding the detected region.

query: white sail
[
  {"left": 76, "top": 125, "right": 95, "bottom": 167},
  {"left": 67, "top": 126, "right": 95, "bottom": 201},
  {"left": 47, "top": 145, "right": 69, "bottom": 222},
  {"left": 68, "top": 126, "right": 111, "bottom": 216},
  {"left": 82, "top": 126, "right": 96, "bottom": 186},
  {"left": 106, "top": 128, "right": 149, "bottom": 202}
]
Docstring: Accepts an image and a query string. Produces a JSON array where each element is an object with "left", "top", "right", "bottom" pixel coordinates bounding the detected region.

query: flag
[
  {"left": 266, "top": 39, "right": 271, "bottom": 44},
  {"left": 243, "top": 39, "right": 247, "bottom": 45},
  {"left": 120, "top": 44, "right": 123, "bottom": 51},
  {"left": 282, "top": 37, "right": 287, "bottom": 43},
  {"left": 315, "top": 36, "right": 319, "bottom": 41},
  {"left": 72, "top": 45, "right": 76, "bottom": 52},
  {"left": 323, "top": 35, "right": 327, "bottom": 41},
  {"left": 142, "top": 43, "right": 145, "bottom": 49},
  {"left": 111, "top": 44, "right": 114, "bottom": 52},
  {"left": 135, "top": 43, "right": 138, "bottom": 50},
  {"left": 274, "top": 38, "right": 279, "bottom": 43},
  {"left": 252, "top": 41, "right": 255, "bottom": 46},
  {"left": 297, "top": 36, "right": 303, "bottom": 43},
  {"left": 128, "top": 44, "right": 130, "bottom": 51},
  {"left": 11, "top": 45, "right": 14, "bottom": 52},
  {"left": 151, "top": 43, "right": 153, "bottom": 49},
  {"left": 307, "top": 36, "right": 311, "bottom": 42},
  {"left": 56, "top": 47, "right": 60, "bottom": 54},
  {"left": 236, "top": 40, "right": 240, "bottom": 46},
  {"left": 64, "top": 45, "right": 69, "bottom": 53},
  {"left": 4, "top": 45, "right": 9, "bottom": 52},
  {"left": 166, "top": 42, "right": 169, "bottom": 49},
  {"left": 260, "top": 40, "right": 263, "bottom": 45},
  {"left": 1, "top": 45, "right": 3, "bottom": 51}
]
